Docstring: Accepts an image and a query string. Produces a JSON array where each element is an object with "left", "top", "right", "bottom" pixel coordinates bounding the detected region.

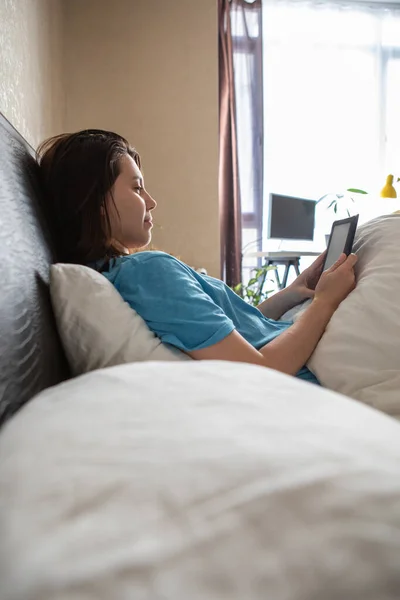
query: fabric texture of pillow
[
  {"left": 1, "top": 361, "right": 400, "bottom": 599},
  {"left": 307, "top": 214, "right": 400, "bottom": 416},
  {"left": 50, "top": 263, "right": 189, "bottom": 376}
]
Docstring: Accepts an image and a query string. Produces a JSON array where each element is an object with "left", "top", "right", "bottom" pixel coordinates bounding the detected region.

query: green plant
[
  {"left": 233, "top": 264, "right": 276, "bottom": 306},
  {"left": 318, "top": 188, "right": 368, "bottom": 217}
]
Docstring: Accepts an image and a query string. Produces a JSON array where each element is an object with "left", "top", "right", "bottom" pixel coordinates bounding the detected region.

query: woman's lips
[{"left": 144, "top": 219, "right": 153, "bottom": 228}]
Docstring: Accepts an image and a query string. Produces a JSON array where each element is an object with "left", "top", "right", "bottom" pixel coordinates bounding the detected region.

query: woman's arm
[
  {"left": 257, "top": 253, "right": 326, "bottom": 321},
  {"left": 188, "top": 299, "right": 333, "bottom": 375},
  {"left": 188, "top": 254, "right": 357, "bottom": 376},
  {"left": 257, "top": 286, "right": 305, "bottom": 321}
]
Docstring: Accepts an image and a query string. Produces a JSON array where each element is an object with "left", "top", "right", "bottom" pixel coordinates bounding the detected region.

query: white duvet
[{"left": 1, "top": 361, "right": 400, "bottom": 600}]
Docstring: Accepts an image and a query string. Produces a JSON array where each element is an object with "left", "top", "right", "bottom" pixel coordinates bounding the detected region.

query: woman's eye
[{"left": 134, "top": 186, "right": 143, "bottom": 195}]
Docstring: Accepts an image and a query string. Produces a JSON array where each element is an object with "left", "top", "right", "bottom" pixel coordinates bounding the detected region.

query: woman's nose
[{"left": 146, "top": 192, "right": 157, "bottom": 210}]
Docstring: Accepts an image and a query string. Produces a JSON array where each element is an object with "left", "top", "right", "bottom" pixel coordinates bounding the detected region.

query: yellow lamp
[{"left": 380, "top": 174, "right": 397, "bottom": 198}]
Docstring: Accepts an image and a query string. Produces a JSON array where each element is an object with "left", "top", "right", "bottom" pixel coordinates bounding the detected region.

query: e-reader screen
[
  {"left": 324, "top": 223, "right": 352, "bottom": 270},
  {"left": 323, "top": 215, "right": 359, "bottom": 272}
]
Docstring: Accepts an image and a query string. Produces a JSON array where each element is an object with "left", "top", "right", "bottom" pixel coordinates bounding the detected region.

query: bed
[
  {"left": 0, "top": 112, "right": 69, "bottom": 424},
  {"left": 1, "top": 111, "right": 400, "bottom": 600}
]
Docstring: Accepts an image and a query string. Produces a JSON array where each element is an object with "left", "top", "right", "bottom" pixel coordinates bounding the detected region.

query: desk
[{"left": 245, "top": 250, "right": 322, "bottom": 291}]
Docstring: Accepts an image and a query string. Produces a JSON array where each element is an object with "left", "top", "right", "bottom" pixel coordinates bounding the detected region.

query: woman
[{"left": 37, "top": 129, "right": 357, "bottom": 384}]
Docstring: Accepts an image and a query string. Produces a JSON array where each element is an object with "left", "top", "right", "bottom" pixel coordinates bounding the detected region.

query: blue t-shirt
[{"left": 99, "top": 251, "right": 318, "bottom": 384}]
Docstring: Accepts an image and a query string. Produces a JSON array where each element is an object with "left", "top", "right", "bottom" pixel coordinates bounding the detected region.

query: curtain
[{"left": 218, "top": 0, "right": 263, "bottom": 286}]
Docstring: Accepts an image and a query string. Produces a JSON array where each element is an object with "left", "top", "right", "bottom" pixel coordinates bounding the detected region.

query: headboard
[{"left": 0, "top": 112, "right": 70, "bottom": 425}]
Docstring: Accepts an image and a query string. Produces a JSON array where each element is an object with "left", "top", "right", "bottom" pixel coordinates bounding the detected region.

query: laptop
[{"left": 266, "top": 193, "right": 320, "bottom": 252}]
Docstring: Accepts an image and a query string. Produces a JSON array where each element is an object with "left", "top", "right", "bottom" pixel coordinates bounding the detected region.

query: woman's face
[{"left": 107, "top": 154, "right": 157, "bottom": 251}]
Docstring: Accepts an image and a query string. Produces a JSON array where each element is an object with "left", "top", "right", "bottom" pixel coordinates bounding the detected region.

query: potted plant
[
  {"left": 317, "top": 187, "right": 368, "bottom": 217},
  {"left": 316, "top": 187, "right": 368, "bottom": 245},
  {"left": 233, "top": 264, "right": 276, "bottom": 306}
]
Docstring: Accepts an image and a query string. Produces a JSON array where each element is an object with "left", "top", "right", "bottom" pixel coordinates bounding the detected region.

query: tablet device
[{"left": 323, "top": 215, "right": 359, "bottom": 271}]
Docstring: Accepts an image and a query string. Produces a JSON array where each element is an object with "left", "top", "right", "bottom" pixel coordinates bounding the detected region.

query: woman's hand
[
  {"left": 257, "top": 252, "right": 327, "bottom": 320},
  {"left": 314, "top": 253, "right": 357, "bottom": 310},
  {"left": 257, "top": 251, "right": 356, "bottom": 321},
  {"left": 286, "top": 252, "right": 327, "bottom": 304}
]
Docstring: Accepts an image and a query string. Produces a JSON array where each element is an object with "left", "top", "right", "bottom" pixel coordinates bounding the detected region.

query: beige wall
[
  {"left": 64, "top": 0, "right": 220, "bottom": 276},
  {"left": 0, "top": 0, "right": 64, "bottom": 149},
  {"left": 0, "top": 0, "right": 219, "bottom": 275}
]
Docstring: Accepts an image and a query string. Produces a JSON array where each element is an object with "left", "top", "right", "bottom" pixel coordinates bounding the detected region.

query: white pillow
[
  {"left": 308, "top": 214, "right": 400, "bottom": 416},
  {"left": 2, "top": 361, "right": 400, "bottom": 600},
  {"left": 50, "top": 263, "right": 189, "bottom": 376}
]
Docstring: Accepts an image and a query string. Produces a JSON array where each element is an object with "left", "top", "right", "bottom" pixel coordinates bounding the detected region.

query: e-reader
[{"left": 323, "top": 215, "right": 359, "bottom": 271}]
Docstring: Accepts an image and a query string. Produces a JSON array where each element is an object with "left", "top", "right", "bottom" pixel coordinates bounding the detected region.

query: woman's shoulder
[
  {"left": 111, "top": 250, "right": 191, "bottom": 279},
  {"left": 109, "top": 251, "right": 197, "bottom": 293}
]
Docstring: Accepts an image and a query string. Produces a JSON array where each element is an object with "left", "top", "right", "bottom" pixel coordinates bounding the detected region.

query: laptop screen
[{"left": 268, "top": 194, "right": 316, "bottom": 241}]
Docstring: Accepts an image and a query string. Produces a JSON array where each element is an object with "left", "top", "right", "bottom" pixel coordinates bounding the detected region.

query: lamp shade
[{"left": 380, "top": 174, "right": 397, "bottom": 198}]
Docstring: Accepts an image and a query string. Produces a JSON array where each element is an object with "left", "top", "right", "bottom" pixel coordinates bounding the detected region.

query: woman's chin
[
  {"left": 144, "top": 232, "right": 153, "bottom": 246},
  {"left": 127, "top": 234, "right": 152, "bottom": 251}
]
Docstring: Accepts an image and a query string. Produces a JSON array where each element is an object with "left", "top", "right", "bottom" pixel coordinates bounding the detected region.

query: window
[{"left": 235, "top": 0, "right": 400, "bottom": 283}]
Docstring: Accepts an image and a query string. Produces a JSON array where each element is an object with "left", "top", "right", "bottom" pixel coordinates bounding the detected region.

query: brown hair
[{"left": 36, "top": 129, "right": 141, "bottom": 265}]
